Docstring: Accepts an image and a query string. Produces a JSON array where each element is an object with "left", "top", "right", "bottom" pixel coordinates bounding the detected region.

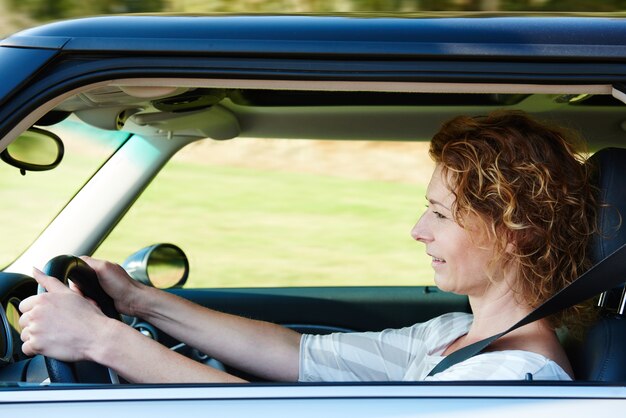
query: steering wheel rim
[{"left": 39, "top": 255, "right": 121, "bottom": 384}]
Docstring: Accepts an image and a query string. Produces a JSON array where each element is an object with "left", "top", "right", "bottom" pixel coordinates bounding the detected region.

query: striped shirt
[{"left": 299, "top": 312, "right": 571, "bottom": 381}]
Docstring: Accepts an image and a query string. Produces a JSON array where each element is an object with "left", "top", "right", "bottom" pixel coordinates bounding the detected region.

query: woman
[{"left": 19, "top": 110, "right": 597, "bottom": 382}]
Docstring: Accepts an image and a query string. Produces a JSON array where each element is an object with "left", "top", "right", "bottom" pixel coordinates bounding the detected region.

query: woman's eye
[{"left": 425, "top": 204, "right": 446, "bottom": 220}]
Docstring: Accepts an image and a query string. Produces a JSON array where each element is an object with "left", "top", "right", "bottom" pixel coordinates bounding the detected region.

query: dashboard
[{"left": 0, "top": 273, "right": 37, "bottom": 379}]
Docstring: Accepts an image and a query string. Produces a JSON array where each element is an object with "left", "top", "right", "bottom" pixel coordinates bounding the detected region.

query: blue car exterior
[{"left": 0, "top": 15, "right": 625, "bottom": 416}]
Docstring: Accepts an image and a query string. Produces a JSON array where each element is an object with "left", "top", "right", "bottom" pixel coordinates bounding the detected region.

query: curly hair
[{"left": 429, "top": 110, "right": 598, "bottom": 330}]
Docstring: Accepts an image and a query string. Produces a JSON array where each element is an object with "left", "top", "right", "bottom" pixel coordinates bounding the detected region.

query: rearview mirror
[
  {"left": 0, "top": 127, "right": 64, "bottom": 172},
  {"left": 121, "top": 243, "right": 188, "bottom": 289}
]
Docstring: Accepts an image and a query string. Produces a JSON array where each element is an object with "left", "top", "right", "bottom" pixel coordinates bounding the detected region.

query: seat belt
[{"left": 427, "top": 241, "right": 626, "bottom": 377}]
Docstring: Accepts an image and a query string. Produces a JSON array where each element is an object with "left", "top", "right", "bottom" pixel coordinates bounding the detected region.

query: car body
[{"left": 0, "top": 14, "right": 626, "bottom": 416}]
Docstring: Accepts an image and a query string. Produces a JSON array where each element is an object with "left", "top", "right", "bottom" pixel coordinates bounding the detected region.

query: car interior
[{"left": 2, "top": 79, "right": 626, "bottom": 385}]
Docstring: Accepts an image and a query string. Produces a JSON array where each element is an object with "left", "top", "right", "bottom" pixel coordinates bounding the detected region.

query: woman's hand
[
  {"left": 19, "top": 268, "right": 250, "bottom": 384},
  {"left": 19, "top": 268, "right": 113, "bottom": 362},
  {"left": 79, "top": 256, "right": 146, "bottom": 317}
]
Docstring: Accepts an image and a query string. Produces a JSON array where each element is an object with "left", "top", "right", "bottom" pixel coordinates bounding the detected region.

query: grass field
[
  {"left": 0, "top": 127, "right": 128, "bottom": 268},
  {"left": 95, "top": 138, "right": 436, "bottom": 288},
  {"left": 0, "top": 124, "right": 436, "bottom": 288},
  {"left": 97, "top": 140, "right": 432, "bottom": 287}
]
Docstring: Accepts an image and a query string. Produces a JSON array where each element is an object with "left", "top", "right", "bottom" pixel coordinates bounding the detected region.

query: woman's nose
[{"left": 411, "top": 213, "right": 432, "bottom": 243}]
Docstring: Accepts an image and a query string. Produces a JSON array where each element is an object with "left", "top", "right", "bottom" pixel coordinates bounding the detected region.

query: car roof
[
  {"left": 4, "top": 15, "right": 626, "bottom": 60},
  {"left": 2, "top": 14, "right": 626, "bottom": 151}
]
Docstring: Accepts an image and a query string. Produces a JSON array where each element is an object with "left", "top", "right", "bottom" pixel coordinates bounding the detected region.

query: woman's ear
[
  {"left": 505, "top": 241, "right": 516, "bottom": 254},
  {"left": 502, "top": 228, "right": 518, "bottom": 255}
]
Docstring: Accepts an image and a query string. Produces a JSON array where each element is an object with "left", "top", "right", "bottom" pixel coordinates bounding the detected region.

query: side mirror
[
  {"left": 0, "top": 127, "right": 64, "bottom": 172},
  {"left": 121, "top": 244, "right": 188, "bottom": 289}
]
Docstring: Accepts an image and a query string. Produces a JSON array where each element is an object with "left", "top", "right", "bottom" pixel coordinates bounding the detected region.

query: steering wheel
[{"left": 39, "top": 255, "right": 121, "bottom": 384}]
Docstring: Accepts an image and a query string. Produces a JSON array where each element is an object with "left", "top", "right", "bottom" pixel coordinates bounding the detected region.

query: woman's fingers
[
  {"left": 79, "top": 255, "right": 141, "bottom": 317},
  {"left": 79, "top": 255, "right": 111, "bottom": 273},
  {"left": 32, "top": 267, "right": 71, "bottom": 294},
  {"left": 16, "top": 266, "right": 114, "bottom": 360},
  {"left": 18, "top": 294, "right": 37, "bottom": 314},
  {"left": 18, "top": 298, "right": 45, "bottom": 356}
]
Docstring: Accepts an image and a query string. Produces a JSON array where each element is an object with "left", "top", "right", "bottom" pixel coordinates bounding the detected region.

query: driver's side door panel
[{"left": 171, "top": 286, "right": 469, "bottom": 333}]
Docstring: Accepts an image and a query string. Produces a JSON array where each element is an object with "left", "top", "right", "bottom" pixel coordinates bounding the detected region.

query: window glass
[
  {"left": 0, "top": 119, "right": 129, "bottom": 267},
  {"left": 95, "top": 137, "right": 435, "bottom": 288}
]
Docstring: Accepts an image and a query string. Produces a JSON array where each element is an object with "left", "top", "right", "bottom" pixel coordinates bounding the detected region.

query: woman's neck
[
  {"left": 468, "top": 292, "right": 530, "bottom": 337},
  {"left": 443, "top": 281, "right": 573, "bottom": 378},
  {"left": 465, "top": 267, "right": 530, "bottom": 339}
]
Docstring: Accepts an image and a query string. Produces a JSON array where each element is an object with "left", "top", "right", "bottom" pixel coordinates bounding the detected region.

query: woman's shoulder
[
  {"left": 402, "top": 312, "right": 473, "bottom": 354},
  {"left": 393, "top": 312, "right": 473, "bottom": 341},
  {"left": 421, "top": 312, "right": 473, "bottom": 331},
  {"left": 387, "top": 312, "right": 472, "bottom": 335},
  {"left": 429, "top": 350, "right": 572, "bottom": 381},
  {"left": 436, "top": 311, "right": 473, "bottom": 323}
]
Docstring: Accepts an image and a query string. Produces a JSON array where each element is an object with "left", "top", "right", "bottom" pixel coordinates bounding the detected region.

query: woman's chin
[
  {"left": 433, "top": 276, "right": 451, "bottom": 292},
  {"left": 432, "top": 276, "right": 462, "bottom": 295}
]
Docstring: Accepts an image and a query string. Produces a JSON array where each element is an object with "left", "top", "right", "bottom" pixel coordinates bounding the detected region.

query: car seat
[{"left": 569, "top": 147, "right": 626, "bottom": 381}]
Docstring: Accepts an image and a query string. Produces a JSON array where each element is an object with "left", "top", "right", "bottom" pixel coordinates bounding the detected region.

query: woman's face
[{"left": 411, "top": 165, "right": 503, "bottom": 297}]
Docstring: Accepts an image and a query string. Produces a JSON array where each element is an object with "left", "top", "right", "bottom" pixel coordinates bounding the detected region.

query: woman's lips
[{"left": 429, "top": 254, "right": 446, "bottom": 268}]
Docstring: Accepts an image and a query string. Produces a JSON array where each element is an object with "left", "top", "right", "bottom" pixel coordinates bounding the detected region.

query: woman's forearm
[
  {"left": 92, "top": 319, "right": 247, "bottom": 383},
  {"left": 129, "top": 286, "right": 301, "bottom": 381}
]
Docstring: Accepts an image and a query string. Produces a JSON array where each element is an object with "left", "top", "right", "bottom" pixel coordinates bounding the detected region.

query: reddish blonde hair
[{"left": 430, "top": 110, "right": 597, "bottom": 329}]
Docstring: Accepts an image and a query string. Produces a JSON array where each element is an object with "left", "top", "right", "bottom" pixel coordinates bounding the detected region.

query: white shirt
[{"left": 299, "top": 312, "right": 571, "bottom": 382}]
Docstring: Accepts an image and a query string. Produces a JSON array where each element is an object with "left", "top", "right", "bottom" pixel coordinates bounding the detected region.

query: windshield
[
  {"left": 95, "top": 136, "right": 435, "bottom": 288},
  {"left": 0, "top": 118, "right": 129, "bottom": 268}
]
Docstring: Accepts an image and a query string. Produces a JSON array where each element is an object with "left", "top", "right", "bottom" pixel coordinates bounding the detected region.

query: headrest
[{"left": 588, "top": 148, "right": 626, "bottom": 264}]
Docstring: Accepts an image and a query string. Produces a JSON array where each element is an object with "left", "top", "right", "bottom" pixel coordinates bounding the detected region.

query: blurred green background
[{"left": 3, "top": 0, "right": 626, "bottom": 37}]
